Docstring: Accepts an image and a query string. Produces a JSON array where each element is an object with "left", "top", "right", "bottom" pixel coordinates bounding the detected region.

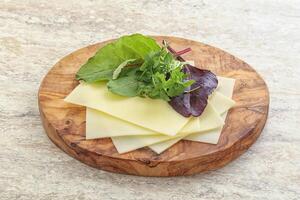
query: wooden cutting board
[{"left": 38, "top": 36, "right": 269, "bottom": 176}]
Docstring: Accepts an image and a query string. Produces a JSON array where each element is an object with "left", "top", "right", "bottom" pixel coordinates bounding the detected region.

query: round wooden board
[{"left": 38, "top": 36, "right": 269, "bottom": 176}]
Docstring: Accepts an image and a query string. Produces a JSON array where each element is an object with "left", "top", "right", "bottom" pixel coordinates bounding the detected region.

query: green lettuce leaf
[
  {"left": 107, "top": 68, "right": 139, "bottom": 97},
  {"left": 112, "top": 58, "right": 141, "bottom": 80},
  {"left": 76, "top": 33, "right": 160, "bottom": 82}
]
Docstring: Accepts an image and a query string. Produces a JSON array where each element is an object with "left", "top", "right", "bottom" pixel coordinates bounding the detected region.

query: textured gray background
[{"left": 0, "top": 0, "right": 300, "bottom": 199}]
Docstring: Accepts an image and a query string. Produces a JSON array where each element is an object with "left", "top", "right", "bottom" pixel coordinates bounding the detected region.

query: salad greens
[
  {"left": 76, "top": 33, "right": 218, "bottom": 117},
  {"left": 108, "top": 47, "right": 194, "bottom": 101},
  {"left": 77, "top": 34, "right": 193, "bottom": 101}
]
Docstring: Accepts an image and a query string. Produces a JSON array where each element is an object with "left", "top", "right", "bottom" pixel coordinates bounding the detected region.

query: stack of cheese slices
[{"left": 65, "top": 63, "right": 235, "bottom": 154}]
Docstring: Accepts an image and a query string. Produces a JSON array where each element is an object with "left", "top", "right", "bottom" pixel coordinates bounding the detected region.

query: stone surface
[{"left": 0, "top": 0, "right": 299, "bottom": 199}]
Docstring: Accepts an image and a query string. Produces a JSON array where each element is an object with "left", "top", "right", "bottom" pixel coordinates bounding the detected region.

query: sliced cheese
[
  {"left": 111, "top": 103, "right": 223, "bottom": 153},
  {"left": 209, "top": 92, "right": 235, "bottom": 115},
  {"left": 86, "top": 108, "right": 154, "bottom": 139},
  {"left": 184, "top": 115, "right": 226, "bottom": 144},
  {"left": 216, "top": 76, "right": 236, "bottom": 97},
  {"left": 86, "top": 107, "right": 201, "bottom": 139},
  {"left": 85, "top": 90, "right": 230, "bottom": 138},
  {"left": 150, "top": 125, "right": 223, "bottom": 154},
  {"left": 150, "top": 112, "right": 229, "bottom": 154},
  {"left": 149, "top": 112, "right": 229, "bottom": 154},
  {"left": 149, "top": 137, "right": 182, "bottom": 154},
  {"left": 68, "top": 74, "right": 236, "bottom": 154},
  {"left": 149, "top": 77, "right": 236, "bottom": 154},
  {"left": 65, "top": 82, "right": 189, "bottom": 136}
]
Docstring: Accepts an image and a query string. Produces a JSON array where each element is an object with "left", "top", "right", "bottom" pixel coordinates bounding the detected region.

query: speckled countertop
[{"left": 0, "top": 0, "right": 299, "bottom": 199}]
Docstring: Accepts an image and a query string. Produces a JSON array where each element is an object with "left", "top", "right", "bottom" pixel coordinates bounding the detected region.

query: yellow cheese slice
[
  {"left": 86, "top": 108, "right": 154, "bottom": 139},
  {"left": 149, "top": 137, "right": 182, "bottom": 154},
  {"left": 85, "top": 90, "right": 229, "bottom": 138},
  {"left": 87, "top": 108, "right": 203, "bottom": 139},
  {"left": 149, "top": 77, "right": 236, "bottom": 153},
  {"left": 184, "top": 114, "right": 226, "bottom": 144},
  {"left": 150, "top": 113, "right": 228, "bottom": 154},
  {"left": 216, "top": 76, "right": 236, "bottom": 97},
  {"left": 149, "top": 111, "right": 231, "bottom": 154},
  {"left": 86, "top": 107, "right": 204, "bottom": 139},
  {"left": 65, "top": 82, "right": 189, "bottom": 136},
  {"left": 209, "top": 92, "right": 235, "bottom": 115},
  {"left": 111, "top": 103, "right": 223, "bottom": 153}
]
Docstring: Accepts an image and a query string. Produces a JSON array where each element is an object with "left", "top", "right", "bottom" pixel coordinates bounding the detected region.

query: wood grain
[{"left": 38, "top": 36, "right": 269, "bottom": 176}]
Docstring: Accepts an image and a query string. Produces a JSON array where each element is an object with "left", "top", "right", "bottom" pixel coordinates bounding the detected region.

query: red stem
[
  {"left": 166, "top": 45, "right": 185, "bottom": 62},
  {"left": 175, "top": 48, "right": 192, "bottom": 56},
  {"left": 163, "top": 40, "right": 191, "bottom": 62}
]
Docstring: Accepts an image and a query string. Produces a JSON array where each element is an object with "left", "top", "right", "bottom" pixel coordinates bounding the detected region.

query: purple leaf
[
  {"left": 169, "top": 64, "right": 218, "bottom": 117},
  {"left": 165, "top": 42, "right": 218, "bottom": 117}
]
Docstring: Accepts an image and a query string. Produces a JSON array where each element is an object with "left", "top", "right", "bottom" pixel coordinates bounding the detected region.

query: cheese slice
[
  {"left": 111, "top": 103, "right": 223, "bottom": 153},
  {"left": 184, "top": 114, "right": 226, "bottom": 144},
  {"left": 216, "top": 76, "right": 236, "bottom": 97},
  {"left": 209, "top": 92, "right": 235, "bottom": 115},
  {"left": 149, "top": 77, "right": 236, "bottom": 153},
  {"left": 86, "top": 107, "right": 202, "bottom": 139},
  {"left": 149, "top": 111, "right": 231, "bottom": 154},
  {"left": 85, "top": 90, "right": 229, "bottom": 138},
  {"left": 86, "top": 108, "right": 154, "bottom": 139},
  {"left": 149, "top": 137, "right": 182, "bottom": 154},
  {"left": 149, "top": 125, "right": 224, "bottom": 154},
  {"left": 150, "top": 113, "right": 228, "bottom": 154},
  {"left": 65, "top": 82, "right": 189, "bottom": 136}
]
